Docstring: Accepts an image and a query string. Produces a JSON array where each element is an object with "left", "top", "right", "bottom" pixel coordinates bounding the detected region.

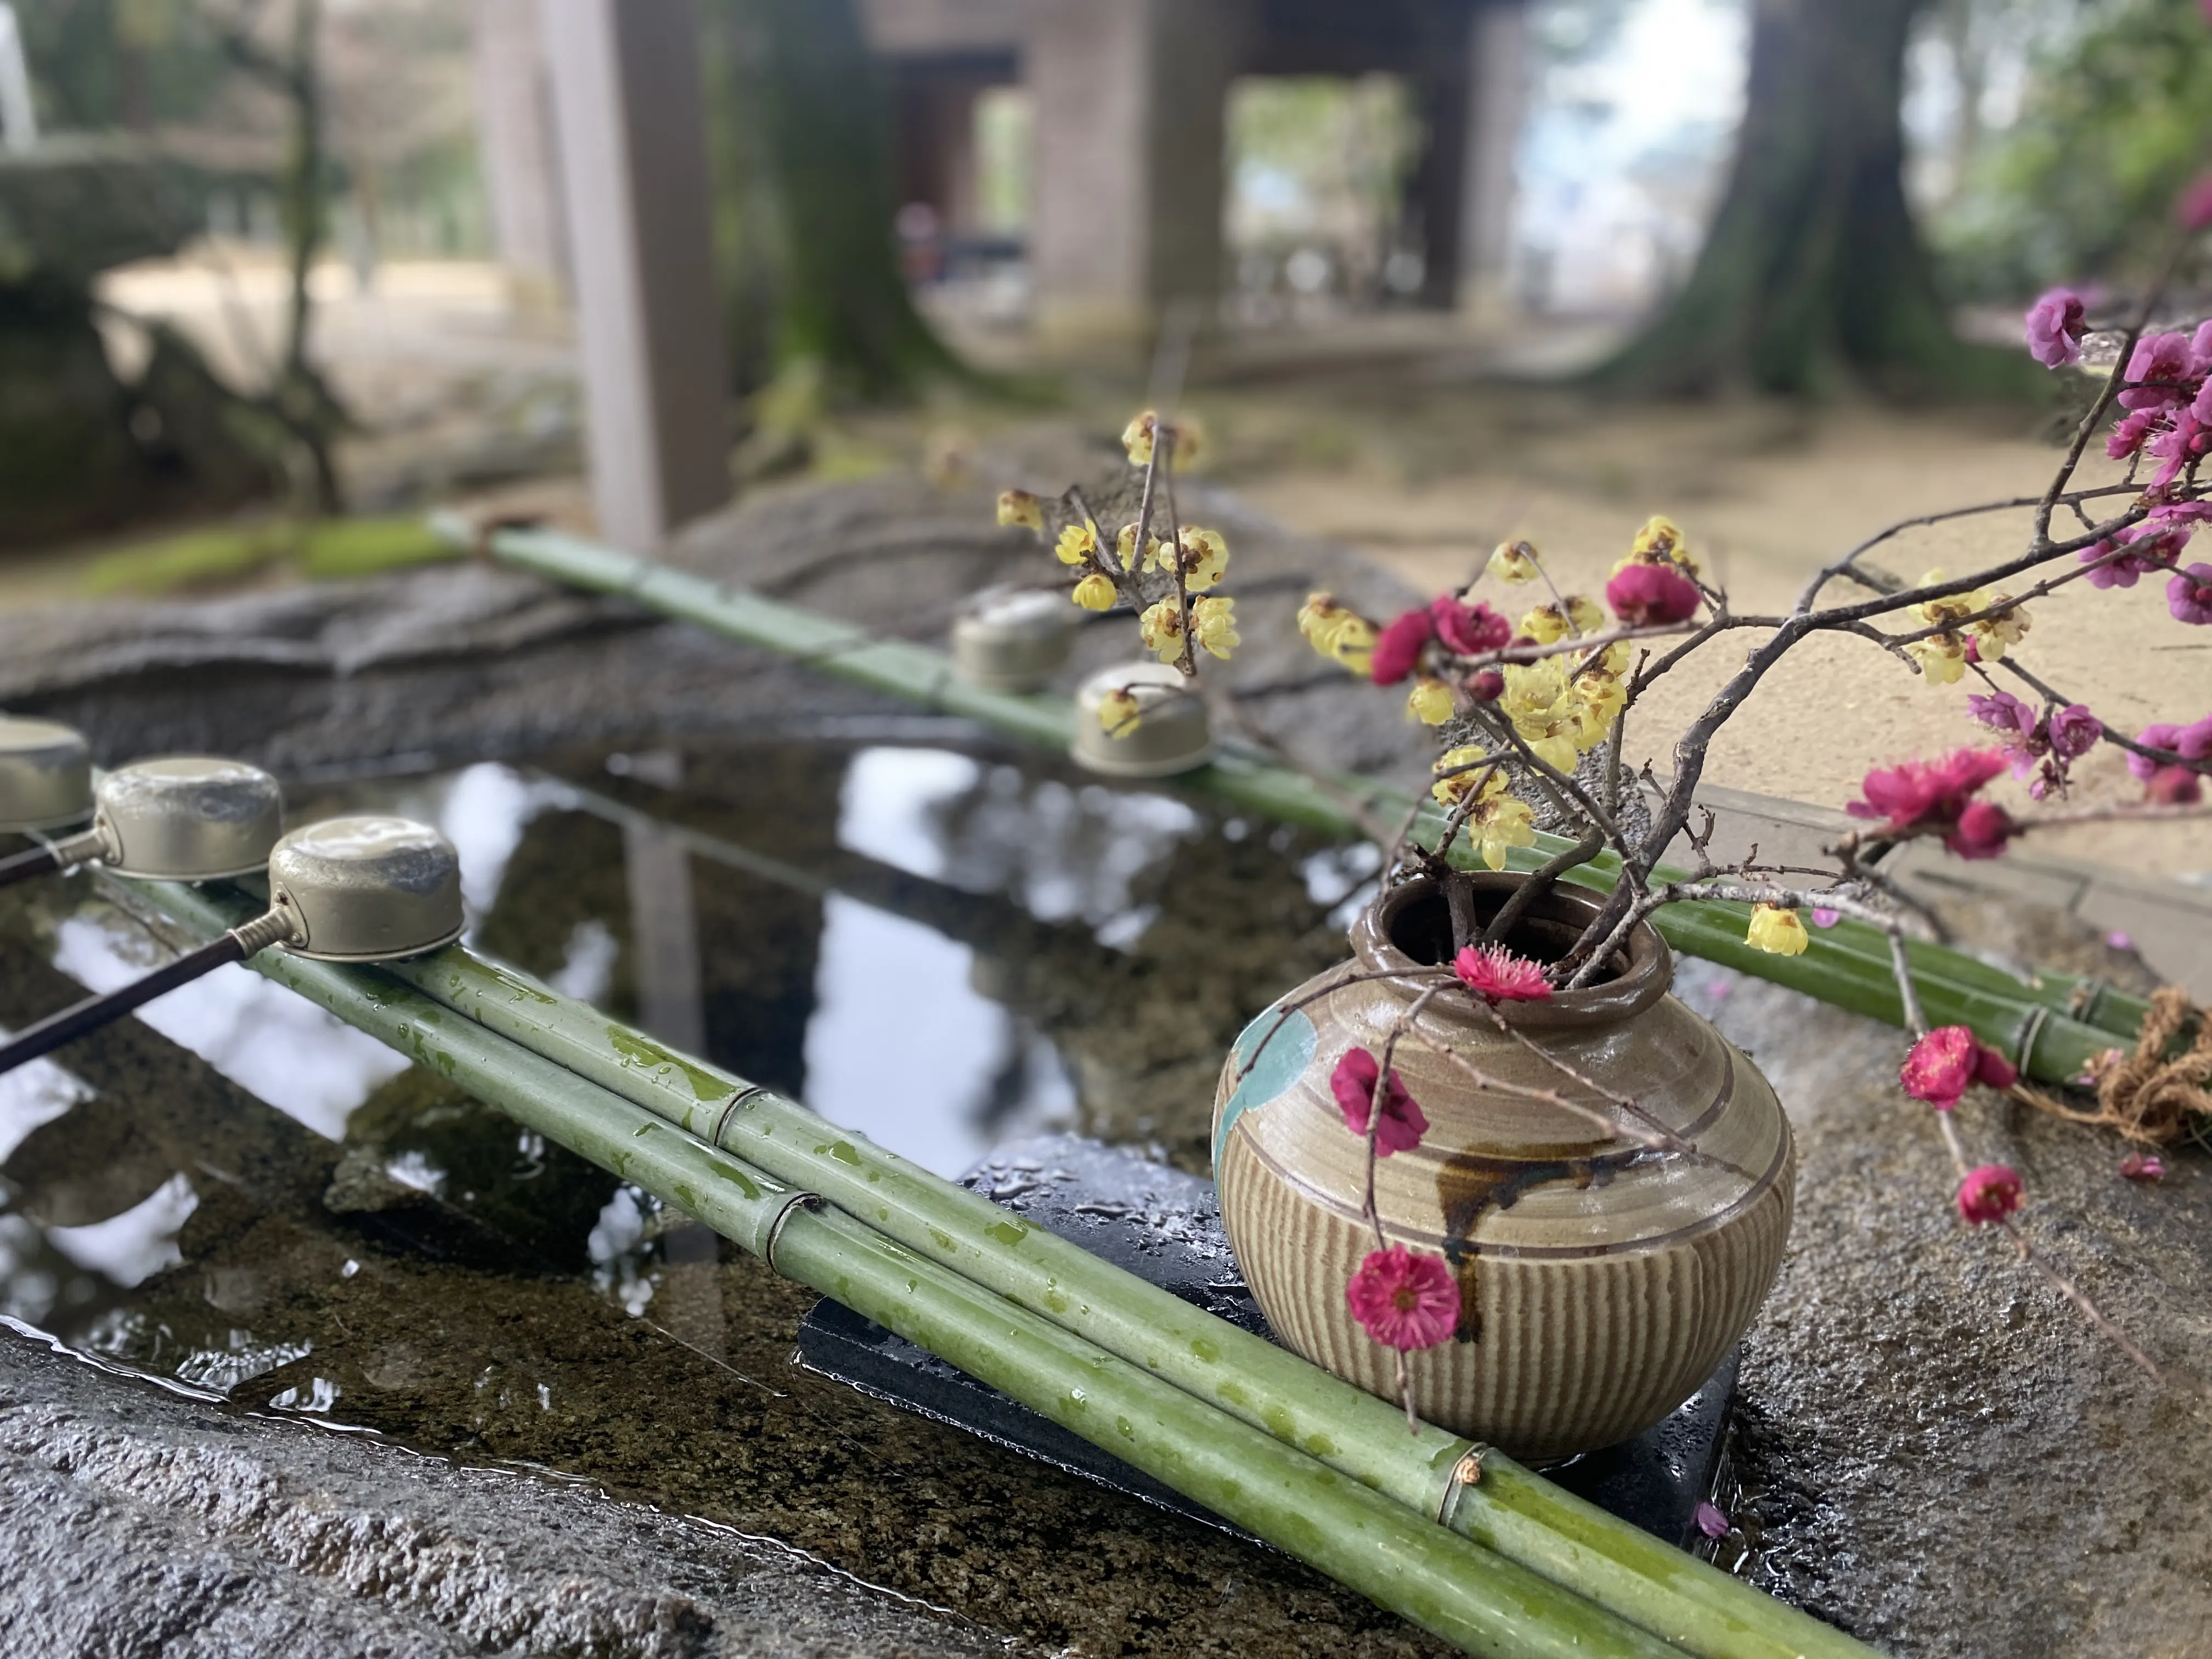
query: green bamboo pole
[
  {"left": 114, "top": 874, "right": 1690, "bottom": 1659},
  {"left": 437, "top": 515, "right": 2138, "bottom": 1082},
  {"left": 341, "top": 930, "right": 1875, "bottom": 1657}
]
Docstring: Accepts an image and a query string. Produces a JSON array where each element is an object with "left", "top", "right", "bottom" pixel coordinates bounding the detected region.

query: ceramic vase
[{"left": 1212, "top": 873, "right": 1793, "bottom": 1460}]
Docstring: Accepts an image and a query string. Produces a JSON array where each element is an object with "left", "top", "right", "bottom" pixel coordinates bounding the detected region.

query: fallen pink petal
[{"left": 1693, "top": 1501, "right": 1731, "bottom": 1541}]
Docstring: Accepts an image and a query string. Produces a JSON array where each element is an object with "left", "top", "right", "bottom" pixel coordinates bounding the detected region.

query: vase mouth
[{"left": 1350, "top": 873, "right": 1671, "bottom": 1028}]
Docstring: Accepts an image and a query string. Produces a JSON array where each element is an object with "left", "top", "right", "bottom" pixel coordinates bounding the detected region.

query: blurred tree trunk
[
  {"left": 701, "top": 0, "right": 958, "bottom": 402},
  {"left": 1595, "top": 0, "right": 2011, "bottom": 398}
]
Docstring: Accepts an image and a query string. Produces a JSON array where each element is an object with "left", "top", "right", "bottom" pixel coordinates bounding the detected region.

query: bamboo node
[{"left": 763, "top": 1191, "right": 823, "bottom": 1276}]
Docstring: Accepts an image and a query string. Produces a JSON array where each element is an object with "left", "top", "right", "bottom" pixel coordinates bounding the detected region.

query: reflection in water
[
  {"left": 0, "top": 1051, "right": 88, "bottom": 1163},
  {"left": 48, "top": 912, "right": 409, "bottom": 1141},
  {"left": 45, "top": 1172, "right": 198, "bottom": 1288},
  {"left": 803, "top": 896, "right": 1070, "bottom": 1176}
]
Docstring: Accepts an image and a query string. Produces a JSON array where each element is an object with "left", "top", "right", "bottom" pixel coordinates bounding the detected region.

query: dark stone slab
[{"left": 798, "top": 1133, "right": 1730, "bottom": 1548}]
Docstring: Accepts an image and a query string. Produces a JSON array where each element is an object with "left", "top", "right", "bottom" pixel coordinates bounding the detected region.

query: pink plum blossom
[
  {"left": 1345, "top": 1246, "right": 1461, "bottom": 1350},
  {"left": 1370, "top": 609, "right": 1434, "bottom": 685},
  {"left": 1430, "top": 595, "right": 1511, "bottom": 656},
  {"left": 1810, "top": 907, "right": 1839, "bottom": 928},
  {"left": 2169, "top": 565, "right": 2212, "bottom": 626},
  {"left": 2023, "top": 287, "right": 2087, "bottom": 369},
  {"left": 2148, "top": 765, "right": 2205, "bottom": 804},
  {"left": 1330, "top": 1048, "right": 1430, "bottom": 1156},
  {"left": 1901, "top": 1025, "right": 2016, "bottom": 1109},
  {"left": 1957, "top": 1165, "right": 2024, "bottom": 1226},
  {"left": 1605, "top": 562, "right": 1702, "bottom": 626},
  {"left": 1452, "top": 944, "right": 1554, "bottom": 1003},
  {"left": 2120, "top": 332, "right": 2195, "bottom": 411},
  {"left": 1848, "top": 749, "right": 2009, "bottom": 837},
  {"left": 2047, "top": 704, "right": 2101, "bottom": 760}
]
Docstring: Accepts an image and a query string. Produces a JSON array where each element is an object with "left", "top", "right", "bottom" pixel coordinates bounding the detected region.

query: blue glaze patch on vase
[{"left": 1214, "top": 1005, "right": 1316, "bottom": 1176}]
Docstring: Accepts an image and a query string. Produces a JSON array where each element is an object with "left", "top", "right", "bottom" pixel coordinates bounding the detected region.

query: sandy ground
[{"left": 1187, "top": 385, "right": 2212, "bottom": 881}]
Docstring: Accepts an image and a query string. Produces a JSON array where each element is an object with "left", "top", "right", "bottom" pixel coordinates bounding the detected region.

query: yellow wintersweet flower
[
  {"left": 1056, "top": 521, "right": 1100, "bottom": 567},
  {"left": 1071, "top": 572, "right": 1118, "bottom": 611},
  {"left": 1430, "top": 763, "right": 1536, "bottom": 868},
  {"left": 1745, "top": 905, "right": 1809, "bottom": 956},
  {"left": 997, "top": 489, "right": 1044, "bottom": 533},
  {"left": 1469, "top": 788, "right": 1537, "bottom": 872},
  {"left": 1905, "top": 635, "right": 1967, "bottom": 685},
  {"left": 1571, "top": 669, "right": 1624, "bottom": 744},
  {"left": 1296, "top": 592, "right": 1377, "bottom": 676},
  {"left": 1431, "top": 747, "right": 1495, "bottom": 808},
  {"left": 1407, "top": 676, "right": 1455, "bottom": 725},
  {"left": 1192, "top": 595, "right": 1239, "bottom": 660},
  {"left": 1123, "top": 410, "right": 1158, "bottom": 467},
  {"left": 1177, "top": 527, "right": 1231, "bottom": 591},
  {"left": 1521, "top": 595, "right": 1607, "bottom": 645},
  {"left": 1116, "top": 522, "right": 1163, "bottom": 574},
  {"left": 1489, "top": 539, "right": 1542, "bottom": 584},
  {"left": 1499, "top": 659, "right": 1585, "bottom": 771},
  {"left": 1139, "top": 597, "right": 1183, "bottom": 660},
  {"left": 1973, "top": 594, "right": 2030, "bottom": 660},
  {"left": 1615, "top": 514, "right": 1702, "bottom": 580},
  {"left": 1906, "top": 568, "right": 1985, "bottom": 631},
  {"left": 1123, "top": 410, "right": 1202, "bottom": 470},
  {"left": 1098, "top": 688, "right": 1143, "bottom": 738}
]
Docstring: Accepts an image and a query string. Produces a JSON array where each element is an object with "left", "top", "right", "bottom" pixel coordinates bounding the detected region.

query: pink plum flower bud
[
  {"left": 1345, "top": 1245, "right": 1461, "bottom": 1351},
  {"left": 1957, "top": 1165, "right": 2024, "bottom": 1226},
  {"left": 1605, "top": 562, "right": 1702, "bottom": 626},
  {"left": 1466, "top": 667, "right": 1505, "bottom": 702},
  {"left": 2023, "top": 287, "right": 2088, "bottom": 369},
  {"left": 1329, "top": 1048, "right": 1430, "bottom": 1156},
  {"left": 1946, "top": 799, "right": 2015, "bottom": 860},
  {"left": 1370, "top": 608, "right": 1435, "bottom": 686}
]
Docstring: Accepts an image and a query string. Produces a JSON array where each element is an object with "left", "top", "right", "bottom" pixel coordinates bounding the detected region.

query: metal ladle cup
[
  {"left": 0, "top": 755, "right": 284, "bottom": 893},
  {"left": 0, "top": 815, "right": 465, "bottom": 1078},
  {"left": 0, "top": 716, "right": 93, "bottom": 834}
]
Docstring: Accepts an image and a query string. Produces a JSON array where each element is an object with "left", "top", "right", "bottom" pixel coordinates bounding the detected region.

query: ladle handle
[
  {"left": 0, "top": 843, "right": 63, "bottom": 893},
  {"left": 0, "top": 932, "right": 247, "bottom": 1076}
]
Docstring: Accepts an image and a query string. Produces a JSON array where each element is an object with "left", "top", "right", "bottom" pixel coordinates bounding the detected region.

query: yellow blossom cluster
[
  {"left": 1140, "top": 595, "right": 1239, "bottom": 663},
  {"left": 1499, "top": 658, "right": 1614, "bottom": 770},
  {"left": 1903, "top": 568, "right": 2032, "bottom": 685},
  {"left": 1296, "top": 592, "right": 1378, "bottom": 678},
  {"left": 1429, "top": 757, "right": 1537, "bottom": 870}
]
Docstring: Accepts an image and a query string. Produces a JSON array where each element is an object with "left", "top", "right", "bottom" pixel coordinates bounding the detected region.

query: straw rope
[{"left": 2012, "top": 987, "right": 2212, "bottom": 1145}]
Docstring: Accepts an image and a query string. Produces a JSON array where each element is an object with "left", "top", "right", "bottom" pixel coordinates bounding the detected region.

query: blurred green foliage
[
  {"left": 1940, "top": 0, "right": 2212, "bottom": 295},
  {"left": 13, "top": 0, "right": 229, "bottom": 131},
  {"left": 81, "top": 516, "right": 453, "bottom": 595}
]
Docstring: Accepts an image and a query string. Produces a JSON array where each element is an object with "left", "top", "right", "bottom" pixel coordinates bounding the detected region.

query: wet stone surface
[{"left": 2, "top": 466, "right": 2209, "bottom": 1654}]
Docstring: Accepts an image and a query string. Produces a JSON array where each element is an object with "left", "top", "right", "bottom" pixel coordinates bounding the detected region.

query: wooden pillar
[
  {"left": 541, "top": 0, "right": 730, "bottom": 551},
  {"left": 1460, "top": 1, "right": 1528, "bottom": 320},
  {"left": 1025, "top": 0, "right": 1250, "bottom": 346},
  {"left": 469, "top": 0, "right": 566, "bottom": 304}
]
